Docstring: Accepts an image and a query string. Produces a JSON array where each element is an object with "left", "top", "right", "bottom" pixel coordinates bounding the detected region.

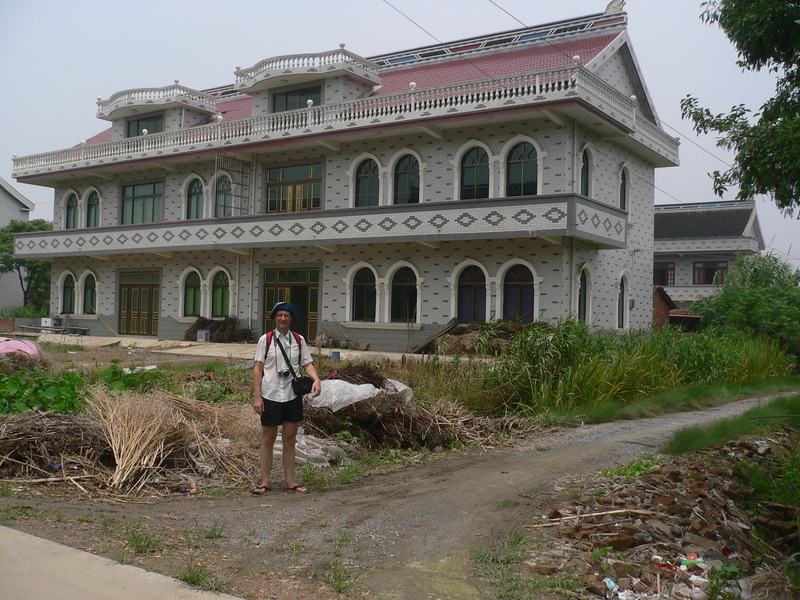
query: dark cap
[{"left": 269, "top": 301, "right": 299, "bottom": 319}]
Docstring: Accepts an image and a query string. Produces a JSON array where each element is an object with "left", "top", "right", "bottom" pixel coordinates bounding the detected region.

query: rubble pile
[{"left": 525, "top": 433, "right": 800, "bottom": 599}]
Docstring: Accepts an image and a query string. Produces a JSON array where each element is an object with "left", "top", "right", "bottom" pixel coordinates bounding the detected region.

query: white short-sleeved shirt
[{"left": 254, "top": 330, "right": 313, "bottom": 402}]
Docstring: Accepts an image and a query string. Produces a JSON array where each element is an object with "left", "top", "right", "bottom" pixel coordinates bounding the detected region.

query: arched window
[
  {"left": 62, "top": 275, "right": 75, "bottom": 314},
  {"left": 506, "top": 142, "right": 538, "bottom": 197},
  {"left": 211, "top": 271, "right": 230, "bottom": 317},
  {"left": 187, "top": 179, "right": 204, "bottom": 219},
  {"left": 355, "top": 159, "right": 379, "bottom": 207},
  {"left": 352, "top": 268, "right": 376, "bottom": 321},
  {"left": 214, "top": 176, "right": 232, "bottom": 217},
  {"left": 457, "top": 266, "right": 486, "bottom": 322},
  {"left": 86, "top": 192, "right": 100, "bottom": 228},
  {"left": 391, "top": 267, "right": 417, "bottom": 322},
  {"left": 460, "top": 147, "right": 489, "bottom": 200},
  {"left": 184, "top": 272, "right": 201, "bottom": 317},
  {"left": 82, "top": 274, "right": 96, "bottom": 315},
  {"left": 577, "top": 269, "right": 588, "bottom": 323},
  {"left": 65, "top": 194, "right": 79, "bottom": 229},
  {"left": 503, "top": 265, "right": 534, "bottom": 322},
  {"left": 580, "top": 149, "right": 591, "bottom": 196},
  {"left": 619, "top": 169, "right": 628, "bottom": 211},
  {"left": 393, "top": 155, "right": 419, "bottom": 204},
  {"left": 617, "top": 278, "right": 627, "bottom": 329}
]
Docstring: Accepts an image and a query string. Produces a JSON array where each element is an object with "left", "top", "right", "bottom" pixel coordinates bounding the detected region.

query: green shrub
[{"left": 0, "top": 369, "right": 85, "bottom": 414}]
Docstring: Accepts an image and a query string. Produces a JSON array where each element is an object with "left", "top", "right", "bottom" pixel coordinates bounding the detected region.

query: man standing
[{"left": 252, "top": 302, "right": 321, "bottom": 494}]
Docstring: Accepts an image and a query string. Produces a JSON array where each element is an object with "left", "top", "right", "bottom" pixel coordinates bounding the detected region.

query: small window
[
  {"left": 653, "top": 262, "right": 675, "bottom": 286},
  {"left": 355, "top": 159, "right": 379, "bottom": 207},
  {"left": 211, "top": 271, "right": 230, "bottom": 317},
  {"left": 506, "top": 142, "right": 537, "bottom": 197},
  {"left": 266, "top": 164, "right": 322, "bottom": 213},
  {"left": 394, "top": 155, "right": 420, "bottom": 204},
  {"left": 503, "top": 264, "right": 534, "bottom": 322},
  {"left": 457, "top": 266, "right": 486, "bottom": 322},
  {"left": 391, "top": 267, "right": 417, "bottom": 322},
  {"left": 83, "top": 275, "right": 96, "bottom": 315},
  {"left": 617, "top": 278, "right": 626, "bottom": 329},
  {"left": 184, "top": 272, "right": 201, "bottom": 317},
  {"left": 273, "top": 85, "right": 321, "bottom": 113},
  {"left": 215, "top": 176, "right": 233, "bottom": 217},
  {"left": 187, "top": 179, "right": 204, "bottom": 219},
  {"left": 460, "top": 147, "right": 489, "bottom": 200},
  {"left": 693, "top": 262, "right": 727, "bottom": 285},
  {"left": 619, "top": 169, "right": 628, "bottom": 211},
  {"left": 86, "top": 192, "right": 100, "bottom": 228},
  {"left": 352, "top": 268, "right": 376, "bottom": 321},
  {"left": 580, "top": 149, "right": 591, "bottom": 196},
  {"left": 62, "top": 275, "right": 75, "bottom": 314},
  {"left": 126, "top": 114, "right": 163, "bottom": 138},
  {"left": 122, "top": 182, "right": 164, "bottom": 225},
  {"left": 577, "top": 269, "right": 588, "bottom": 323},
  {"left": 65, "top": 194, "right": 79, "bottom": 229}
]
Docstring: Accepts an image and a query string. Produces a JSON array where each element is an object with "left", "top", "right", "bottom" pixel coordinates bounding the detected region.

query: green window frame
[
  {"left": 184, "top": 272, "right": 201, "bottom": 317},
  {"left": 355, "top": 159, "right": 379, "bottom": 207},
  {"left": 126, "top": 114, "right": 164, "bottom": 138},
  {"left": 580, "top": 149, "right": 591, "bottom": 196},
  {"left": 122, "top": 182, "right": 164, "bottom": 225},
  {"left": 393, "top": 155, "right": 419, "bottom": 204},
  {"left": 83, "top": 274, "right": 96, "bottom": 315},
  {"left": 352, "top": 267, "right": 376, "bottom": 321},
  {"left": 390, "top": 267, "right": 417, "bottom": 322},
  {"left": 187, "top": 179, "right": 204, "bottom": 219},
  {"left": 272, "top": 85, "right": 321, "bottom": 113},
  {"left": 86, "top": 191, "right": 99, "bottom": 227},
  {"left": 266, "top": 164, "right": 322, "bottom": 213},
  {"left": 506, "top": 142, "right": 538, "bottom": 197},
  {"left": 215, "top": 176, "right": 233, "bottom": 217},
  {"left": 619, "top": 169, "right": 628, "bottom": 211},
  {"left": 460, "top": 147, "right": 490, "bottom": 200},
  {"left": 62, "top": 274, "right": 75, "bottom": 314},
  {"left": 211, "top": 271, "right": 230, "bottom": 317},
  {"left": 66, "top": 194, "right": 78, "bottom": 229}
]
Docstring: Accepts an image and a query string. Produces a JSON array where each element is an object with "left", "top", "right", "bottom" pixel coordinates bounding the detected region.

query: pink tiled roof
[
  {"left": 82, "top": 32, "right": 617, "bottom": 146},
  {"left": 376, "top": 34, "right": 618, "bottom": 95}
]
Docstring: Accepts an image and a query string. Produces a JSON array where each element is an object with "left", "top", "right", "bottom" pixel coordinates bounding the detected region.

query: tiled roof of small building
[{"left": 654, "top": 202, "right": 755, "bottom": 240}]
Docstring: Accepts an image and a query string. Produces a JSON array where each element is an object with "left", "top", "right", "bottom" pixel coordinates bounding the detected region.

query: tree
[
  {"left": 0, "top": 219, "right": 53, "bottom": 310},
  {"left": 692, "top": 253, "right": 800, "bottom": 360},
  {"left": 680, "top": 0, "right": 800, "bottom": 215}
]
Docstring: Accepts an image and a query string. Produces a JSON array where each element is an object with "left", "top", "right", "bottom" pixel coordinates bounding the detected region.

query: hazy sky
[{"left": 1, "top": 0, "right": 797, "bottom": 265}]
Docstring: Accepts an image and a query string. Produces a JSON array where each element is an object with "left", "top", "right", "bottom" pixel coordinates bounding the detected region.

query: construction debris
[{"left": 524, "top": 432, "right": 800, "bottom": 600}]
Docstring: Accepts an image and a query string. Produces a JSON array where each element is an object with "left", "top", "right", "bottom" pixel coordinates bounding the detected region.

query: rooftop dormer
[{"left": 233, "top": 45, "right": 381, "bottom": 94}]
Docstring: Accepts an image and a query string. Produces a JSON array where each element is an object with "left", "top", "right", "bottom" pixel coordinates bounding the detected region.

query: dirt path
[{"left": 1, "top": 394, "right": 782, "bottom": 599}]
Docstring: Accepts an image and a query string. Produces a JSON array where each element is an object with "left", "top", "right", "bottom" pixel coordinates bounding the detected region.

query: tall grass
[{"left": 389, "top": 321, "right": 794, "bottom": 417}]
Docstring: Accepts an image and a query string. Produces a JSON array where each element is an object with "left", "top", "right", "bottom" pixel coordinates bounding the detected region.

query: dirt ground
[{"left": 0, "top": 345, "right": 793, "bottom": 599}]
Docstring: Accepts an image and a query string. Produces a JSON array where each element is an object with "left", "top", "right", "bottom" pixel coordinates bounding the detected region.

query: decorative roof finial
[{"left": 605, "top": 0, "right": 625, "bottom": 13}]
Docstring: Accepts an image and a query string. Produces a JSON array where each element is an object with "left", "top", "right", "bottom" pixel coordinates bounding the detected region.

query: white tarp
[{"left": 309, "top": 378, "right": 413, "bottom": 412}]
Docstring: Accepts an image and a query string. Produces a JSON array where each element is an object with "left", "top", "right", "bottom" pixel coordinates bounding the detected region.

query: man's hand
[{"left": 253, "top": 396, "right": 264, "bottom": 415}]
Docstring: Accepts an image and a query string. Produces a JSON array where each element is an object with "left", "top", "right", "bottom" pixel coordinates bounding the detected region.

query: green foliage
[
  {"left": 0, "top": 305, "right": 49, "bottom": 318},
  {"left": 744, "top": 447, "right": 800, "bottom": 506},
  {"left": 124, "top": 526, "right": 160, "bottom": 553},
  {"left": 94, "top": 363, "right": 171, "bottom": 393},
  {"left": 663, "top": 395, "right": 800, "bottom": 455},
  {"left": 175, "top": 560, "right": 228, "bottom": 591},
  {"left": 706, "top": 562, "right": 743, "bottom": 600},
  {"left": 692, "top": 254, "right": 800, "bottom": 360},
  {"left": 601, "top": 455, "right": 669, "bottom": 479},
  {"left": 0, "top": 219, "right": 53, "bottom": 309},
  {"left": 0, "top": 369, "right": 85, "bottom": 414},
  {"left": 681, "top": 0, "right": 800, "bottom": 212}
]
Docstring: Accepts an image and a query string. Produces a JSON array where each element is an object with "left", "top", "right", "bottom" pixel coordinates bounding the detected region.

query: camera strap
[{"left": 273, "top": 334, "right": 299, "bottom": 380}]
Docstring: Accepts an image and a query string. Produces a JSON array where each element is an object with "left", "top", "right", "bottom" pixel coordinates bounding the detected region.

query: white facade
[{"left": 12, "top": 11, "right": 678, "bottom": 351}]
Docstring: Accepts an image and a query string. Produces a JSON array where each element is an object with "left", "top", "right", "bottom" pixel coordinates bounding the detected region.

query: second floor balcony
[
  {"left": 12, "top": 65, "right": 679, "bottom": 181},
  {"left": 14, "top": 194, "right": 627, "bottom": 260}
]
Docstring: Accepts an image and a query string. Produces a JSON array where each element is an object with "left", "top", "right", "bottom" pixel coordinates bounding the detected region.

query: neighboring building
[
  {"left": 0, "top": 176, "right": 35, "bottom": 309},
  {"left": 653, "top": 201, "right": 764, "bottom": 309},
  {"left": 11, "top": 9, "right": 678, "bottom": 351}
]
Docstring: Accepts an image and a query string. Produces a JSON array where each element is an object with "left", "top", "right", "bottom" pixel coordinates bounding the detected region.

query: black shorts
[{"left": 260, "top": 396, "right": 303, "bottom": 427}]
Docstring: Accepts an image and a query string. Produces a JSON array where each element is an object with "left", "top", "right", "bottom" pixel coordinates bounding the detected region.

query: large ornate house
[{"left": 12, "top": 9, "right": 678, "bottom": 352}]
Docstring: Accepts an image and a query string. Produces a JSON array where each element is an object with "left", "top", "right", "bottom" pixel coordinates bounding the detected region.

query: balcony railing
[
  {"left": 13, "top": 66, "right": 678, "bottom": 178},
  {"left": 13, "top": 194, "right": 627, "bottom": 260},
  {"left": 96, "top": 84, "right": 219, "bottom": 119},
  {"left": 234, "top": 48, "right": 381, "bottom": 89}
]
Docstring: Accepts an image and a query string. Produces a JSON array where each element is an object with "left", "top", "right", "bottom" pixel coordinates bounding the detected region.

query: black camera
[{"left": 278, "top": 369, "right": 291, "bottom": 377}]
